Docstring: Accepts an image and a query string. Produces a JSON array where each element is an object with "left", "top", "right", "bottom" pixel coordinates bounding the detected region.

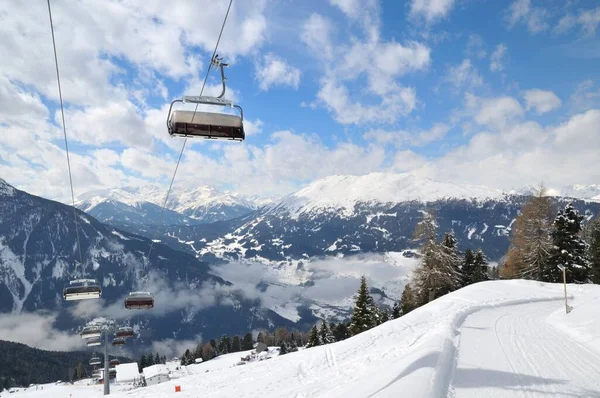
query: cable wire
[
  {"left": 47, "top": 0, "right": 84, "bottom": 273},
  {"left": 145, "top": 0, "right": 234, "bottom": 266}
]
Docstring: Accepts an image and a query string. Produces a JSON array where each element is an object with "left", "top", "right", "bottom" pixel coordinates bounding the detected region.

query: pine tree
[
  {"left": 400, "top": 283, "right": 416, "bottom": 314},
  {"left": 279, "top": 342, "right": 288, "bottom": 355},
  {"left": 147, "top": 352, "right": 155, "bottom": 366},
  {"left": 392, "top": 301, "right": 401, "bottom": 319},
  {"left": 140, "top": 354, "right": 147, "bottom": 371},
  {"left": 218, "top": 335, "right": 231, "bottom": 355},
  {"left": 380, "top": 309, "right": 389, "bottom": 323},
  {"left": 471, "top": 250, "right": 490, "bottom": 283},
  {"left": 209, "top": 339, "right": 217, "bottom": 350},
  {"left": 154, "top": 353, "right": 160, "bottom": 365},
  {"left": 585, "top": 217, "right": 600, "bottom": 284},
  {"left": 256, "top": 332, "right": 264, "bottom": 344},
  {"left": 241, "top": 333, "right": 253, "bottom": 350},
  {"left": 333, "top": 323, "right": 350, "bottom": 341},
  {"left": 349, "top": 276, "right": 377, "bottom": 335},
  {"left": 544, "top": 202, "right": 590, "bottom": 283},
  {"left": 306, "top": 325, "right": 320, "bottom": 348},
  {"left": 319, "top": 321, "right": 334, "bottom": 345},
  {"left": 411, "top": 212, "right": 462, "bottom": 304},
  {"left": 231, "top": 335, "right": 241, "bottom": 352},
  {"left": 462, "top": 249, "right": 476, "bottom": 286},
  {"left": 502, "top": 183, "right": 555, "bottom": 279}
]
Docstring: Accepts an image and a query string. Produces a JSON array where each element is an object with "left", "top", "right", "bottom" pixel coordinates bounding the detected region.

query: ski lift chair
[
  {"left": 167, "top": 55, "right": 245, "bottom": 141},
  {"left": 124, "top": 291, "right": 154, "bottom": 309},
  {"left": 63, "top": 279, "right": 101, "bottom": 301},
  {"left": 115, "top": 326, "right": 135, "bottom": 338},
  {"left": 90, "top": 356, "right": 101, "bottom": 366},
  {"left": 80, "top": 325, "right": 102, "bottom": 339},
  {"left": 112, "top": 337, "right": 126, "bottom": 347},
  {"left": 86, "top": 337, "right": 101, "bottom": 347}
]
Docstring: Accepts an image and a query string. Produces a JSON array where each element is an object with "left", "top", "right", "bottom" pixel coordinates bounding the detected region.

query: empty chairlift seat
[
  {"left": 124, "top": 291, "right": 154, "bottom": 309},
  {"left": 168, "top": 109, "right": 245, "bottom": 141},
  {"left": 115, "top": 327, "right": 135, "bottom": 338},
  {"left": 109, "top": 359, "right": 120, "bottom": 367},
  {"left": 112, "top": 337, "right": 126, "bottom": 347},
  {"left": 86, "top": 338, "right": 101, "bottom": 347},
  {"left": 80, "top": 325, "right": 102, "bottom": 339},
  {"left": 90, "top": 356, "right": 101, "bottom": 366},
  {"left": 63, "top": 279, "right": 101, "bottom": 301}
]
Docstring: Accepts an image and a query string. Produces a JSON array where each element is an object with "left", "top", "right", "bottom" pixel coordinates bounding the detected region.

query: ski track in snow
[{"left": 448, "top": 301, "right": 600, "bottom": 398}]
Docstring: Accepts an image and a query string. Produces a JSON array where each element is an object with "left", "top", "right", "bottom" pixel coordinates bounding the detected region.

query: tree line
[{"left": 500, "top": 184, "right": 600, "bottom": 283}]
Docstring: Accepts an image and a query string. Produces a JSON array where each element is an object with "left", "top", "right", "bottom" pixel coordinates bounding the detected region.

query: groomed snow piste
[{"left": 4, "top": 280, "right": 600, "bottom": 397}]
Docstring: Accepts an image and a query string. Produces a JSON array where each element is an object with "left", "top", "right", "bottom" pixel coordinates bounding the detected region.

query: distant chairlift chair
[
  {"left": 167, "top": 55, "right": 245, "bottom": 142},
  {"left": 124, "top": 291, "right": 154, "bottom": 309},
  {"left": 63, "top": 279, "right": 101, "bottom": 301},
  {"left": 86, "top": 337, "right": 101, "bottom": 347},
  {"left": 80, "top": 325, "right": 102, "bottom": 339},
  {"left": 115, "top": 326, "right": 135, "bottom": 338}
]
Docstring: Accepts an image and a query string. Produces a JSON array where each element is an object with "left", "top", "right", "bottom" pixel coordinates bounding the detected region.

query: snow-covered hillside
[
  {"left": 273, "top": 173, "right": 507, "bottom": 218},
  {"left": 6, "top": 280, "right": 600, "bottom": 397}
]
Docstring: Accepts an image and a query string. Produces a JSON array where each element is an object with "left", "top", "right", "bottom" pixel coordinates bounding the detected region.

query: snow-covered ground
[{"left": 5, "top": 280, "right": 600, "bottom": 397}]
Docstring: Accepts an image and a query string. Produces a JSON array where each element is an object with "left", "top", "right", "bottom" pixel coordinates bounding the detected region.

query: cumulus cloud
[
  {"left": 0, "top": 312, "right": 86, "bottom": 351},
  {"left": 523, "top": 89, "right": 562, "bottom": 114},
  {"left": 490, "top": 44, "right": 508, "bottom": 72},
  {"left": 255, "top": 53, "right": 301, "bottom": 91},
  {"left": 505, "top": 0, "right": 549, "bottom": 34},
  {"left": 445, "top": 59, "right": 483, "bottom": 92},
  {"left": 555, "top": 6, "right": 600, "bottom": 36},
  {"left": 363, "top": 123, "right": 450, "bottom": 148},
  {"left": 409, "top": 0, "right": 457, "bottom": 24}
]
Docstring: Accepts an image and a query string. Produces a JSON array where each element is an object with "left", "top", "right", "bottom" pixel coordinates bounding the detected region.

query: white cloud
[
  {"left": 255, "top": 53, "right": 301, "bottom": 91},
  {"left": 506, "top": 0, "right": 548, "bottom": 34},
  {"left": 466, "top": 93, "right": 525, "bottom": 130},
  {"left": 409, "top": 0, "right": 457, "bottom": 24},
  {"left": 445, "top": 59, "right": 483, "bottom": 92},
  {"left": 0, "top": 313, "right": 86, "bottom": 351},
  {"left": 301, "top": 9, "right": 430, "bottom": 126},
  {"left": 569, "top": 80, "right": 600, "bottom": 113},
  {"left": 363, "top": 123, "right": 450, "bottom": 147},
  {"left": 523, "top": 89, "right": 562, "bottom": 114},
  {"left": 555, "top": 7, "right": 600, "bottom": 36},
  {"left": 466, "top": 34, "right": 487, "bottom": 59},
  {"left": 490, "top": 44, "right": 508, "bottom": 72}
]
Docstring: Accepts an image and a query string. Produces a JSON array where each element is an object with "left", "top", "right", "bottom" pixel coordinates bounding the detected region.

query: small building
[
  {"left": 116, "top": 363, "right": 140, "bottom": 383},
  {"left": 143, "top": 364, "right": 170, "bottom": 386}
]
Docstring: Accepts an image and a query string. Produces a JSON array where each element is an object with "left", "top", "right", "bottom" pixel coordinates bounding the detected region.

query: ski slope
[{"left": 4, "top": 281, "right": 600, "bottom": 398}]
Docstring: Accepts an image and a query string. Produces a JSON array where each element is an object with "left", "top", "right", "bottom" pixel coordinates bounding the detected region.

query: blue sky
[{"left": 0, "top": 0, "right": 599, "bottom": 200}]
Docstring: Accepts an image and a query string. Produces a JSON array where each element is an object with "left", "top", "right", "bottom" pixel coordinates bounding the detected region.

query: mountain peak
[
  {"left": 0, "top": 178, "right": 15, "bottom": 196},
  {"left": 276, "top": 172, "right": 505, "bottom": 217}
]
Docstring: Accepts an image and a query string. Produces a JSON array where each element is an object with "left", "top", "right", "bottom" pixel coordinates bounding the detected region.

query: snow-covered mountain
[
  {"left": 0, "top": 179, "right": 297, "bottom": 348},
  {"left": 147, "top": 173, "right": 600, "bottom": 267},
  {"left": 76, "top": 185, "right": 276, "bottom": 228}
]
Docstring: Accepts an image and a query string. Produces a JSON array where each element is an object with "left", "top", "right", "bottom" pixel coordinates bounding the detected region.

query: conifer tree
[
  {"left": 502, "top": 183, "right": 555, "bottom": 279},
  {"left": 147, "top": 352, "right": 155, "bottom": 366},
  {"left": 471, "top": 250, "right": 490, "bottom": 283},
  {"left": 462, "top": 249, "right": 476, "bottom": 285},
  {"left": 411, "top": 212, "right": 462, "bottom": 304},
  {"left": 544, "top": 202, "right": 590, "bottom": 283},
  {"left": 257, "top": 332, "right": 264, "bottom": 344},
  {"left": 154, "top": 353, "right": 160, "bottom": 365},
  {"left": 319, "top": 321, "right": 335, "bottom": 345},
  {"left": 585, "top": 217, "right": 600, "bottom": 284},
  {"left": 392, "top": 301, "right": 401, "bottom": 319},
  {"left": 140, "top": 354, "right": 147, "bottom": 371},
  {"left": 242, "top": 333, "right": 253, "bottom": 350},
  {"left": 349, "top": 276, "right": 377, "bottom": 335},
  {"left": 306, "top": 325, "right": 320, "bottom": 348},
  {"left": 209, "top": 339, "right": 217, "bottom": 350},
  {"left": 218, "top": 335, "right": 231, "bottom": 354},
  {"left": 400, "top": 283, "right": 416, "bottom": 314},
  {"left": 380, "top": 309, "right": 389, "bottom": 323},
  {"left": 231, "top": 336, "right": 241, "bottom": 352},
  {"left": 333, "top": 323, "right": 350, "bottom": 341}
]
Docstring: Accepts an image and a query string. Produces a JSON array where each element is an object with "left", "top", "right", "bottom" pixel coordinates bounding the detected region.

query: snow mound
[{"left": 275, "top": 172, "right": 506, "bottom": 217}]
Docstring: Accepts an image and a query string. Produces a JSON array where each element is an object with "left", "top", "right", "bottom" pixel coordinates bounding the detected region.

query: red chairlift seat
[
  {"left": 63, "top": 279, "right": 101, "bottom": 301},
  {"left": 124, "top": 291, "right": 154, "bottom": 309},
  {"left": 115, "top": 326, "right": 135, "bottom": 338}
]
